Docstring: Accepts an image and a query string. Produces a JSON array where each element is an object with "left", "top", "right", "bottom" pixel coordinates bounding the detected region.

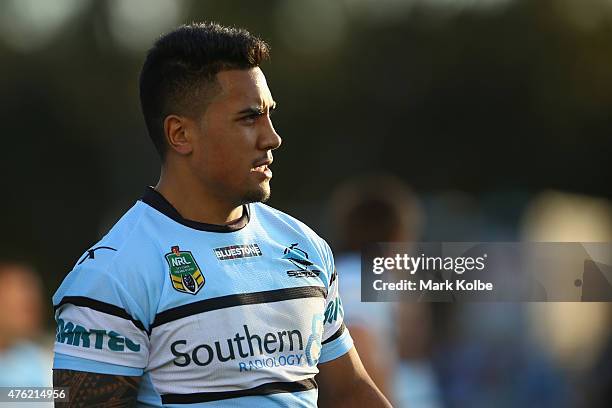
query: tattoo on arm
[{"left": 53, "top": 369, "right": 140, "bottom": 408}]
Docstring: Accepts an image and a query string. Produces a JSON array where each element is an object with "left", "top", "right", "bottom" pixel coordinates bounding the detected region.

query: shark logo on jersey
[
  {"left": 282, "top": 243, "right": 321, "bottom": 278},
  {"left": 165, "top": 246, "right": 205, "bottom": 295}
]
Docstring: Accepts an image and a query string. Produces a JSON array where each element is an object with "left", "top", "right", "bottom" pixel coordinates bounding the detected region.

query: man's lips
[
  {"left": 253, "top": 158, "right": 272, "bottom": 168},
  {"left": 251, "top": 158, "right": 273, "bottom": 177}
]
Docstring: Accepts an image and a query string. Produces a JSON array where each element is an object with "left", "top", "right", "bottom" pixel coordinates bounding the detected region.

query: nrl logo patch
[{"left": 165, "top": 246, "right": 205, "bottom": 295}]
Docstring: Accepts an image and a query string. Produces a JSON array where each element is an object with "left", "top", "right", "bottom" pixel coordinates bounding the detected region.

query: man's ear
[{"left": 164, "top": 115, "right": 193, "bottom": 155}]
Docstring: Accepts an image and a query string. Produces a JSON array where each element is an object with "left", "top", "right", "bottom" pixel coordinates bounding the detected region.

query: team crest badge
[
  {"left": 282, "top": 243, "right": 320, "bottom": 277},
  {"left": 165, "top": 246, "right": 205, "bottom": 295}
]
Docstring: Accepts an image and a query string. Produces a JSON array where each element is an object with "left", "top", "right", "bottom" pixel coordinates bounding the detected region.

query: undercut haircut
[{"left": 139, "top": 22, "right": 270, "bottom": 159}]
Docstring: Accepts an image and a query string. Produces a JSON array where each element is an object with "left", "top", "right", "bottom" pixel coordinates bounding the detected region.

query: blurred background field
[{"left": 0, "top": 0, "right": 611, "bottom": 407}]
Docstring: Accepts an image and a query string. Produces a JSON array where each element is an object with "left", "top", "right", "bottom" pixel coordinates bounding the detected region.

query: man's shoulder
[
  {"left": 71, "top": 201, "right": 156, "bottom": 270},
  {"left": 251, "top": 203, "right": 334, "bottom": 271},
  {"left": 56, "top": 201, "right": 163, "bottom": 297},
  {"left": 53, "top": 200, "right": 164, "bottom": 321},
  {"left": 252, "top": 202, "right": 326, "bottom": 244}
]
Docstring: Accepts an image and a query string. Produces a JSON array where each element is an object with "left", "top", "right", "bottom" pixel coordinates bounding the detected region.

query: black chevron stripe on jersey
[
  {"left": 161, "top": 378, "right": 317, "bottom": 404},
  {"left": 322, "top": 323, "right": 346, "bottom": 345},
  {"left": 54, "top": 296, "right": 148, "bottom": 333},
  {"left": 152, "top": 286, "right": 327, "bottom": 329}
]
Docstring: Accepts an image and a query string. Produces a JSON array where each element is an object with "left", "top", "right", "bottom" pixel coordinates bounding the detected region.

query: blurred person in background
[
  {"left": 320, "top": 174, "right": 443, "bottom": 408},
  {"left": 423, "top": 190, "right": 572, "bottom": 408},
  {"left": 521, "top": 190, "right": 612, "bottom": 407},
  {"left": 0, "top": 261, "right": 53, "bottom": 387},
  {"left": 432, "top": 301, "right": 568, "bottom": 408}
]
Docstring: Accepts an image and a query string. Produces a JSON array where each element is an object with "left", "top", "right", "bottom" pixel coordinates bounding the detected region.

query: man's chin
[{"left": 241, "top": 184, "right": 271, "bottom": 204}]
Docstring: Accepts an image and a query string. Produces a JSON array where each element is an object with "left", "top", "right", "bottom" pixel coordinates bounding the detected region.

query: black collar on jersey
[{"left": 140, "top": 186, "right": 250, "bottom": 233}]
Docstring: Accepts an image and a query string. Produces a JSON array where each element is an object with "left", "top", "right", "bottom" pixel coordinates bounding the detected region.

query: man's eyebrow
[{"left": 237, "top": 102, "right": 277, "bottom": 115}]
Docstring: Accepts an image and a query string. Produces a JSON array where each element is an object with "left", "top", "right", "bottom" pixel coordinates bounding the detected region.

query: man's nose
[{"left": 259, "top": 116, "right": 282, "bottom": 151}]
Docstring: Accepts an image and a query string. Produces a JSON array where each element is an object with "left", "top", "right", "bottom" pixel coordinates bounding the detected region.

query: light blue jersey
[{"left": 53, "top": 187, "right": 353, "bottom": 407}]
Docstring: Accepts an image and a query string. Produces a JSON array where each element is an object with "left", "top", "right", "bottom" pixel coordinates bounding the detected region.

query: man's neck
[{"left": 155, "top": 167, "right": 243, "bottom": 226}]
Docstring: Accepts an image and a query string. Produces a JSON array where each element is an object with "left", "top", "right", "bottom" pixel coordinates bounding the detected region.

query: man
[
  {"left": 321, "top": 174, "right": 427, "bottom": 407},
  {"left": 0, "top": 262, "right": 53, "bottom": 388},
  {"left": 52, "top": 23, "right": 391, "bottom": 407}
]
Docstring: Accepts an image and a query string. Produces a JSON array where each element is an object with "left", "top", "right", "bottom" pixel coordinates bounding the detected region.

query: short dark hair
[{"left": 139, "top": 22, "right": 270, "bottom": 158}]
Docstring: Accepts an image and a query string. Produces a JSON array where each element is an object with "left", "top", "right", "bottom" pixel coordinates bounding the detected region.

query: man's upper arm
[
  {"left": 316, "top": 243, "right": 392, "bottom": 407},
  {"left": 52, "top": 250, "right": 155, "bottom": 405},
  {"left": 53, "top": 369, "right": 140, "bottom": 407},
  {"left": 317, "top": 347, "right": 392, "bottom": 408},
  {"left": 319, "top": 240, "right": 354, "bottom": 364}
]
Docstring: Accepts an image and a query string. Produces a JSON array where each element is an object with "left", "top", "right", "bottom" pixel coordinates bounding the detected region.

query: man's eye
[
  {"left": 240, "top": 109, "right": 274, "bottom": 124},
  {"left": 242, "top": 114, "right": 258, "bottom": 123}
]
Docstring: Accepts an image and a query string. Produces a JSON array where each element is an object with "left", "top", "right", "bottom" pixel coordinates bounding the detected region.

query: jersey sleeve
[
  {"left": 52, "top": 256, "right": 151, "bottom": 376},
  {"left": 319, "top": 242, "right": 354, "bottom": 364}
]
